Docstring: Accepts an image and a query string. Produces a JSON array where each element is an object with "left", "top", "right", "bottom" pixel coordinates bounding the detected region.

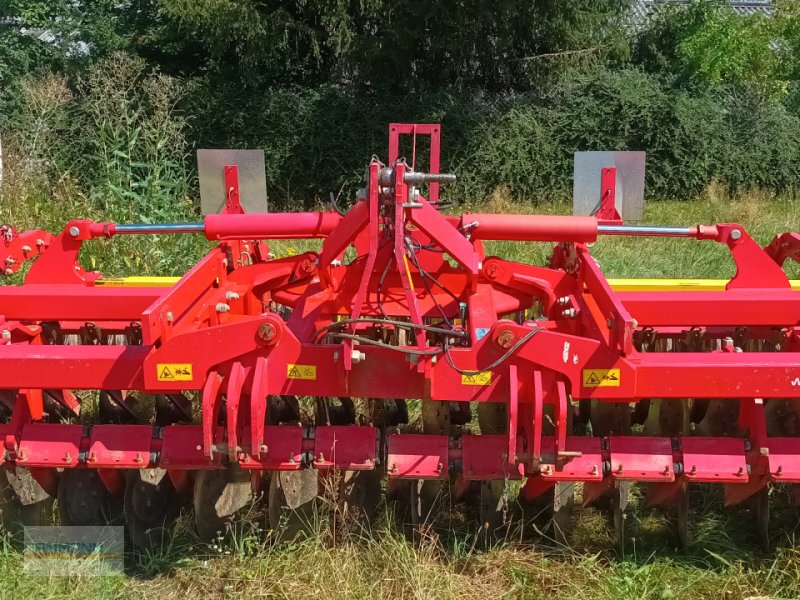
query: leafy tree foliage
[
  {"left": 634, "top": 0, "right": 799, "bottom": 100},
  {"left": 158, "top": 0, "right": 631, "bottom": 91}
]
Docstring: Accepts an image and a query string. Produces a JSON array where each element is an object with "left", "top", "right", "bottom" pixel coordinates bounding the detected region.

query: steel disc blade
[
  {"left": 676, "top": 483, "right": 689, "bottom": 549},
  {"left": 612, "top": 481, "right": 630, "bottom": 556},
  {"left": 334, "top": 470, "right": 382, "bottom": 537},
  {"left": 551, "top": 481, "right": 575, "bottom": 545},
  {"left": 268, "top": 470, "right": 318, "bottom": 541},
  {"left": 0, "top": 468, "right": 55, "bottom": 537},
  {"left": 478, "top": 479, "right": 507, "bottom": 537},
  {"left": 124, "top": 469, "right": 182, "bottom": 549},
  {"left": 57, "top": 469, "right": 123, "bottom": 526},
  {"left": 193, "top": 467, "right": 252, "bottom": 542},
  {"left": 754, "top": 487, "right": 770, "bottom": 553}
]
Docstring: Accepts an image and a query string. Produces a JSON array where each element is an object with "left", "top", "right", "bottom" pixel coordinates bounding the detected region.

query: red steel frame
[{"left": 1, "top": 124, "right": 800, "bottom": 511}]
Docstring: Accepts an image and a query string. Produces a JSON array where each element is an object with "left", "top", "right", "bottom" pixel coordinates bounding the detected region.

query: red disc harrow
[{"left": 1, "top": 123, "right": 800, "bottom": 551}]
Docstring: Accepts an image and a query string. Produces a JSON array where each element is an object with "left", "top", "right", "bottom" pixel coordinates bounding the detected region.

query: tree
[{"left": 158, "top": 0, "right": 631, "bottom": 91}]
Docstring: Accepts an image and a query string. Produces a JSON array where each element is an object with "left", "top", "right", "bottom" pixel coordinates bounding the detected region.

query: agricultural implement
[{"left": 1, "top": 123, "right": 800, "bottom": 552}]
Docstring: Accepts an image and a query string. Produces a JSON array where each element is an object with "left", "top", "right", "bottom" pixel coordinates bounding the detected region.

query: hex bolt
[
  {"left": 65, "top": 452, "right": 72, "bottom": 463},
  {"left": 68, "top": 226, "right": 81, "bottom": 237},
  {"left": 591, "top": 465, "right": 598, "bottom": 476},
  {"left": 4, "top": 269, "right": 12, "bottom": 276},
  {"left": 165, "top": 311, "right": 174, "bottom": 324},
  {"left": 318, "top": 452, "right": 325, "bottom": 462},
  {"left": 36, "top": 238, "right": 45, "bottom": 247},
  {"left": 730, "top": 228, "right": 742, "bottom": 241},
  {"left": 689, "top": 465, "right": 697, "bottom": 476},
  {"left": 617, "top": 463, "right": 624, "bottom": 474},
  {"left": 5, "top": 257, "right": 14, "bottom": 266},
  {"left": 562, "top": 308, "right": 576, "bottom": 318},
  {"left": 21, "top": 245, "right": 31, "bottom": 254},
  {"left": 663, "top": 465, "right": 670, "bottom": 476},
  {"left": 541, "top": 465, "right": 551, "bottom": 475},
  {"left": 352, "top": 350, "right": 366, "bottom": 363},
  {"left": 225, "top": 291, "right": 240, "bottom": 301},
  {"left": 776, "top": 465, "right": 783, "bottom": 476},
  {"left": 216, "top": 302, "right": 231, "bottom": 313},
  {"left": 557, "top": 296, "right": 571, "bottom": 306},
  {"left": 736, "top": 466, "right": 744, "bottom": 477},
  {"left": 259, "top": 444, "right": 268, "bottom": 455},
  {"left": 135, "top": 452, "right": 143, "bottom": 464},
  {"left": 1, "top": 330, "right": 10, "bottom": 340}
]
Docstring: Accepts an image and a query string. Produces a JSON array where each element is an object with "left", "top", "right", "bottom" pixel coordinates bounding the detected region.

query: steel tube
[
  {"left": 597, "top": 225, "right": 693, "bottom": 237},
  {"left": 115, "top": 223, "right": 205, "bottom": 234}
]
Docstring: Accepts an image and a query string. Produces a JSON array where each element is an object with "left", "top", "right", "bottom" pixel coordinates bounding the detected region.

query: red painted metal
[
  {"left": 313, "top": 426, "right": 377, "bottom": 470},
  {"left": 0, "top": 122, "right": 798, "bottom": 515},
  {"left": 595, "top": 167, "right": 623, "bottom": 223},
  {"left": 387, "top": 434, "right": 448, "bottom": 479},
  {"left": 608, "top": 436, "right": 675, "bottom": 482},
  {"left": 681, "top": 437, "right": 747, "bottom": 483}
]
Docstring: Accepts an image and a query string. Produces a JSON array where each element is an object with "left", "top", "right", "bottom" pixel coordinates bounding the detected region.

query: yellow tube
[{"left": 96, "top": 276, "right": 800, "bottom": 292}]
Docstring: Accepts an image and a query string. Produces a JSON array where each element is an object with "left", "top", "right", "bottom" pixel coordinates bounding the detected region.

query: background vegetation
[{"left": 3, "top": 0, "right": 800, "bottom": 211}]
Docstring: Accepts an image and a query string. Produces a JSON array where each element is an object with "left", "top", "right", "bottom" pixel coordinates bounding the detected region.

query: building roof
[{"left": 632, "top": 0, "right": 774, "bottom": 21}]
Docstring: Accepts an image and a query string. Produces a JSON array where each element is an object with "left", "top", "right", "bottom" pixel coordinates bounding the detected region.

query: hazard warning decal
[
  {"left": 157, "top": 363, "right": 194, "bottom": 382},
  {"left": 287, "top": 364, "right": 317, "bottom": 380},
  {"left": 582, "top": 369, "right": 620, "bottom": 388},
  {"left": 461, "top": 371, "right": 492, "bottom": 386}
]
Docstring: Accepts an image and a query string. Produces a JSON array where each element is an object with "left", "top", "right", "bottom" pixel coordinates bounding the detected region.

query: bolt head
[
  {"left": 496, "top": 329, "right": 516, "bottom": 349},
  {"left": 730, "top": 228, "right": 742, "bottom": 241},
  {"left": 257, "top": 322, "right": 276, "bottom": 342},
  {"left": 68, "top": 226, "right": 81, "bottom": 237}
]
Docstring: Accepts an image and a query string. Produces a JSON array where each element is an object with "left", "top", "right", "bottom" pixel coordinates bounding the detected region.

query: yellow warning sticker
[
  {"left": 287, "top": 364, "right": 317, "bottom": 380},
  {"left": 461, "top": 371, "right": 492, "bottom": 386},
  {"left": 583, "top": 369, "right": 621, "bottom": 387},
  {"left": 157, "top": 363, "right": 193, "bottom": 382}
]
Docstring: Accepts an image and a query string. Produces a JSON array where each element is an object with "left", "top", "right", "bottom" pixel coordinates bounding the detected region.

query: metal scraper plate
[{"left": 198, "top": 149, "right": 268, "bottom": 214}]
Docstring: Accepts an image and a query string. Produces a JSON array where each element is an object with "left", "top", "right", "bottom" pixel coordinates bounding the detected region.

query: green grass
[{"left": 3, "top": 192, "right": 800, "bottom": 599}]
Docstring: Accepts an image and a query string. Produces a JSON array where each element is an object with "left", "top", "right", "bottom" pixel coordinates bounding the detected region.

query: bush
[{"left": 186, "top": 66, "right": 800, "bottom": 206}]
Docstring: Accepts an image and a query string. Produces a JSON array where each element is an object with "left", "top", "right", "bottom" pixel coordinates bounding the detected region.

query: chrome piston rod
[
  {"left": 114, "top": 223, "right": 205, "bottom": 234},
  {"left": 597, "top": 224, "right": 694, "bottom": 237}
]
